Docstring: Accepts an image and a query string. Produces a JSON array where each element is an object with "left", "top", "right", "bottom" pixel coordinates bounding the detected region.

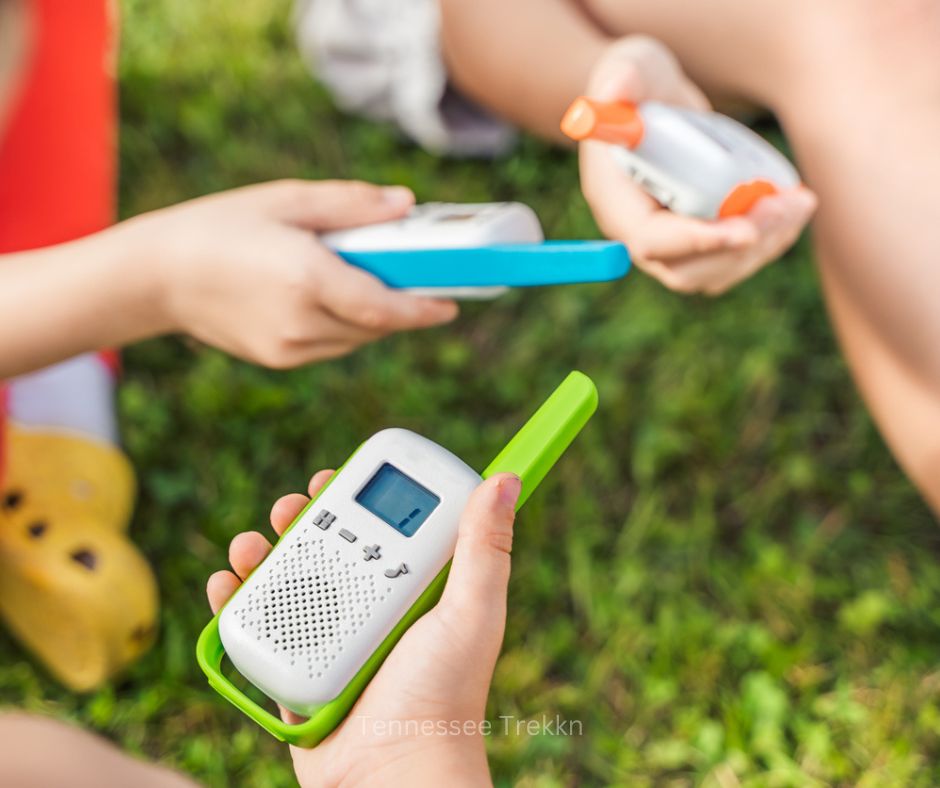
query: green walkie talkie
[{"left": 197, "top": 371, "right": 598, "bottom": 746}]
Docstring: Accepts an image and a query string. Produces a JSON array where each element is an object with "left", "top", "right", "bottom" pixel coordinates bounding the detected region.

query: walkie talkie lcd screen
[{"left": 355, "top": 463, "right": 440, "bottom": 537}]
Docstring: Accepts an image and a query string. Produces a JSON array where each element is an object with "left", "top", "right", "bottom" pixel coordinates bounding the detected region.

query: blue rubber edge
[{"left": 337, "top": 240, "right": 631, "bottom": 288}]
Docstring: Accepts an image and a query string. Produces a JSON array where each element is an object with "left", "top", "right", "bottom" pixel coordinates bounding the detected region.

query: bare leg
[
  {"left": 0, "top": 713, "right": 199, "bottom": 788},
  {"left": 581, "top": 0, "right": 940, "bottom": 512},
  {"left": 777, "top": 3, "right": 940, "bottom": 511},
  {"left": 577, "top": 0, "right": 805, "bottom": 109}
]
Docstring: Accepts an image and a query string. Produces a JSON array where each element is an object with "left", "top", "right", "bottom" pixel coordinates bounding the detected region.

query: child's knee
[
  {"left": 863, "top": 0, "right": 940, "bottom": 43},
  {"left": 770, "top": 0, "right": 939, "bottom": 127},
  {"left": 797, "top": 0, "right": 940, "bottom": 84}
]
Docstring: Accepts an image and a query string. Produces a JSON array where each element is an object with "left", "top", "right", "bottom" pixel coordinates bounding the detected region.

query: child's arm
[
  {"left": 0, "top": 232, "right": 171, "bottom": 377},
  {"left": 439, "top": 4, "right": 815, "bottom": 295},
  {"left": 0, "top": 180, "right": 456, "bottom": 378},
  {"left": 207, "top": 469, "right": 521, "bottom": 787}
]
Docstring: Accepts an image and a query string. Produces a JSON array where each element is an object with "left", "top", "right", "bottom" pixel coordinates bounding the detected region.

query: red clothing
[
  {"left": 0, "top": 0, "right": 117, "bottom": 480},
  {"left": 0, "top": 0, "right": 116, "bottom": 253}
]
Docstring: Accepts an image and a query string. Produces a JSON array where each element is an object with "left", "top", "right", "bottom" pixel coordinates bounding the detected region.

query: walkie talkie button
[
  {"left": 384, "top": 563, "right": 409, "bottom": 578},
  {"left": 362, "top": 544, "right": 381, "bottom": 561},
  {"left": 339, "top": 528, "right": 357, "bottom": 543},
  {"left": 314, "top": 509, "right": 332, "bottom": 529}
]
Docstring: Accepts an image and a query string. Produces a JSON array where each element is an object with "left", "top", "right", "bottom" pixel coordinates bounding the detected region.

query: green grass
[{"left": 2, "top": 0, "right": 939, "bottom": 785}]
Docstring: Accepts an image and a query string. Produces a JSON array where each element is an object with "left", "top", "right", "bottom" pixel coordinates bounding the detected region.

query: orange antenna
[{"left": 561, "top": 97, "right": 644, "bottom": 149}]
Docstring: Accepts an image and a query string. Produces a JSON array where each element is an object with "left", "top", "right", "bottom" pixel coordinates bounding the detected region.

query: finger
[
  {"left": 279, "top": 706, "right": 305, "bottom": 725},
  {"left": 207, "top": 570, "right": 242, "bottom": 615},
  {"left": 270, "top": 493, "right": 312, "bottom": 536},
  {"left": 438, "top": 474, "right": 521, "bottom": 643},
  {"left": 293, "top": 291, "right": 451, "bottom": 348},
  {"left": 590, "top": 190, "right": 757, "bottom": 263},
  {"left": 251, "top": 302, "right": 386, "bottom": 368},
  {"left": 676, "top": 79, "right": 711, "bottom": 112},
  {"left": 662, "top": 191, "right": 815, "bottom": 295},
  {"left": 589, "top": 35, "right": 711, "bottom": 110},
  {"left": 641, "top": 212, "right": 758, "bottom": 260},
  {"left": 581, "top": 139, "right": 664, "bottom": 219},
  {"left": 580, "top": 144, "right": 758, "bottom": 262},
  {"left": 749, "top": 187, "right": 817, "bottom": 231},
  {"left": 253, "top": 179, "right": 416, "bottom": 231},
  {"left": 280, "top": 308, "right": 383, "bottom": 347},
  {"left": 267, "top": 470, "right": 335, "bottom": 536},
  {"left": 656, "top": 226, "right": 774, "bottom": 294},
  {"left": 590, "top": 56, "right": 649, "bottom": 103},
  {"left": 317, "top": 256, "right": 459, "bottom": 332},
  {"left": 656, "top": 250, "right": 751, "bottom": 294},
  {"left": 228, "top": 531, "right": 273, "bottom": 580},
  {"left": 734, "top": 188, "right": 816, "bottom": 267},
  {"left": 307, "top": 469, "right": 335, "bottom": 499},
  {"left": 646, "top": 189, "right": 811, "bottom": 271},
  {"left": 710, "top": 190, "right": 815, "bottom": 294}
]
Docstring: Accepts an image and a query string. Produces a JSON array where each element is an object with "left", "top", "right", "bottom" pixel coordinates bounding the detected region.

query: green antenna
[{"left": 482, "top": 370, "right": 598, "bottom": 508}]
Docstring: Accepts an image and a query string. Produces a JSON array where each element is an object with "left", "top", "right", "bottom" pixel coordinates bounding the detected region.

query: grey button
[
  {"left": 362, "top": 544, "right": 381, "bottom": 561},
  {"left": 384, "top": 563, "right": 409, "bottom": 579},
  {"left": 314, "top": 509, "right": 331, "bottom": 530},
  {"left": 339, "top": 528, "right": 357, "bottom": 543},
  {"left": 324, "top": 513, "right": 336, "bottom": 526}
]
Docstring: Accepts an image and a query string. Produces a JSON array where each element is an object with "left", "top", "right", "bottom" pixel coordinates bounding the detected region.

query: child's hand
[
  {"left": 122, "top": 180, "right": 457, "bottom": 368},
  {"left": 207, "top": 469, "right": 522, "bottom": 788},
  {"left": 579, "top": 36, "right": 817, "bottom": 295}
]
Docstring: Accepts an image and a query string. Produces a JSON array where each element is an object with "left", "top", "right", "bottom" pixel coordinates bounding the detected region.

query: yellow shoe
[
  {"left": 1, "top": 421, "right": 136, "bottom": 531},
  {"left": 0, "top": 425, "right": 158, "bottom": 691}
]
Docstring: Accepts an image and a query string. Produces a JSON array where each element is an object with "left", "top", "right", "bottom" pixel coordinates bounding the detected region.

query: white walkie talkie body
[
  {"left": 218, "top": 429, "right": 479, "bottom": 712},
  {"left": 562, "top": 98, "right": 800, "bottom": 220}
]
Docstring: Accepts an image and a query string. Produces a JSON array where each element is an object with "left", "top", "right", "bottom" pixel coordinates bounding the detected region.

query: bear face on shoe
[{"left": 0, "top": 426, "right": 158, "bottom": 692}]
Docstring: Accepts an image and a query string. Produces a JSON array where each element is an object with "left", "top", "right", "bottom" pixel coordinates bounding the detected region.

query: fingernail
[
  {"left": 723, "top": 224, "right": 757, "bottom": 248},
  {"left": 423, "top": 299, "right": 459, "bottom": 323},
  {"left": 593, "top": 75, "right": 636, "bottom": 101},
  {"left": 799, "top": 189, "right": 819, "bottom": 212},
  {"left": 496, "top": 475, "right": 522, "bottom": 508},
  {"left": 381, "top": 186, "right": 414, "bottom": 208},
  {"left": 594, "top": 77, "right": 620, "bottom": 99}
]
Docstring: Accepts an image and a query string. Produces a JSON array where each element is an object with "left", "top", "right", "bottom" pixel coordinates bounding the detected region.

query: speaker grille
[{"left": 233, "top": 533, "right": 394, "bottom": 679}]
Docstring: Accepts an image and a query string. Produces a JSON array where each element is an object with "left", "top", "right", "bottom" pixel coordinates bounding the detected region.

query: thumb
[
  {"left": 590, "top": 36, "right": 710, "bottom": 110},
  {"left": 589, "top": 55, "right": 649, "bottom": 104},
  {"left": 256, "top": 179, "right": 415, "bottom": 231},
  {"left": 437, "top": 474, "right": 522, "bottom": 636}
]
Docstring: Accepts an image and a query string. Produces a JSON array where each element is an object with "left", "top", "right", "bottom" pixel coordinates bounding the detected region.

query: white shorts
[{"left": 294, "top": 0, "right": 516, "bottom": 157}]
